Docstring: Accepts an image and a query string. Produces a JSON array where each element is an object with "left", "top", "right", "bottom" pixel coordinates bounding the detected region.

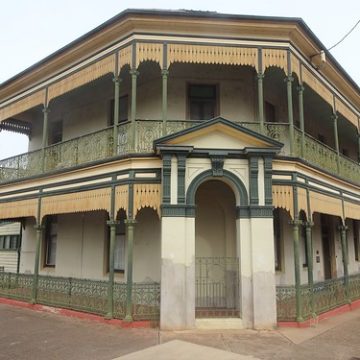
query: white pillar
[
  {"left": 237, "top": 217, "right": 253, "bottom": 328},
  {"left": 250, "top": 217, "right": 277, "bottom": 329},
  {"left": 160, "top": 216, "right": 195, "bottom": 330}
]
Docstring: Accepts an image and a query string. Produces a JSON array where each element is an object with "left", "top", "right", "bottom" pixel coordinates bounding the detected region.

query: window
[
  {"left": 265, "top": 101, "right": 276, "bottom": 123},
  {"left": 108, "top": 221, "right": 126, "bottom": 272},
  {"left": 354, "top": 221, "right": 359, "bottom": 262},
  {"left": 273, "top": 208, "right": 282, "bottom": 271},
  {"left": 45, "top": 216, "right": 57, "bottom": 267},
  {"left": 0, "top": 235, "right": 20, "bottom": 250},
  {"left": 188, "top": 84, "right": 218, "bottom": 120},
  {"left": 110, "top": 95, "right": 129, "bottom": 125},
  {"left": 49, "top": 119, "right": 63, "bottom": 145}
]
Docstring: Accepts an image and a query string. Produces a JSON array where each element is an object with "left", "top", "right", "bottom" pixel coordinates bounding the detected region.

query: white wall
[
  {"left": 19, "top": 210, "right": 161, "bottom": 282},
  {"left": 28, "top": 63, "right": 259, "bottom": 152},
  {"left": 275, "top": 211, "right": 353, "bottom": 286}
]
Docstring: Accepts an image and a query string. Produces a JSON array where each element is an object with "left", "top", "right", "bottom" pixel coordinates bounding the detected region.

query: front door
[{"left": 194, "top": 180, "right": 239, "bottom": 318}]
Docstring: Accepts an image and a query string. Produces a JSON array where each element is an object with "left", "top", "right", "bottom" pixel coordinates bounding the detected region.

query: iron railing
[
  {"left": 0, "top": 272, "right": 160, "bottom": 320},
  {"left": 276, "top": 274, "right": 360, "bottom": 322},
  {"left": 0, "top": 120, "right": 359, "bottom": 185},
  {"left": 195, "top": 256, "right": 240, "bottom": 317}
]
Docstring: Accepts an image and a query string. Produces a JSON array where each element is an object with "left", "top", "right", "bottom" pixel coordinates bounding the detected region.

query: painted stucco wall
[
  {"left": 28, "top": 64, "right": 259, "bottom": 152},
  {"left": 275, "top": 211, "right": 349, "bottom": 286},
  {"left": 19, "top": 210, "right": 161, "bottom": 282}
]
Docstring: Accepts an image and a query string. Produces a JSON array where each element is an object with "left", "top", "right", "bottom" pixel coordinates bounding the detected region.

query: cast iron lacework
[
  {"left": 276, "top": 275, "right": 358, "bottom": 322},
  {"left": 0, "top": 272, "right": 160, "bottom": 320},
  {"left": 0, "top": 120, "right": 359, "bottom": 185}
]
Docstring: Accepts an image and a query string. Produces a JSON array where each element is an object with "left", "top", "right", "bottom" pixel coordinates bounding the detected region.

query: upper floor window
[
  {"left": 265, "top": 101, "right": 276, "bottom": 123},
  {"left": 45, "top": 216, "right": 57, "bottom": 267},
  {"left": 110, "top": 95, "right": 129, "bottom": 125},
  {"left": 188, "top": 84, "right": 218, "bottom": 120},
  {"left": 49, "top": 119, "right": 63, "bottom": 145}
]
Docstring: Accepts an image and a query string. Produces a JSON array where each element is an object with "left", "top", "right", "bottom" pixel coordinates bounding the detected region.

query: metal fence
[
  {"left": 276, "top": 274, "right": 360, "bottom": 322},
  {"left": 0, "top": 272, "right": 160, "bottom": 321},
  {"left": 195, "top": 257, "right": 240, "bottom": 317}
]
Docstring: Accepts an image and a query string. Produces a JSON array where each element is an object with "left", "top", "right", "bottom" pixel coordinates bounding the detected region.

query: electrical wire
[{"left": 327, "top": 19, "right": 360, "bottom": 51}]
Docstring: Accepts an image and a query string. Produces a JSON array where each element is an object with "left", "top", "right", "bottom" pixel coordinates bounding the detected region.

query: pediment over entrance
[{"left": 155, "top": 117, "right": 283, "bottom": 151}]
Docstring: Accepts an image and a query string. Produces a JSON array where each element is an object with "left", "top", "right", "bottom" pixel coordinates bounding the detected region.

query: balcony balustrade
[{"left": 0, "top": 119, "right": 359, "bottom": 185}]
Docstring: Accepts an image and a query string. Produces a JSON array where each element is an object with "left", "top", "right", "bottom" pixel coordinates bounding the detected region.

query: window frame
[
  {"left": 44, "top": 215, "right": 57, "bottom": 268},
  {"left": 48, "top": 119, "right": 63, "bottom": 145},
  {"left": 106, "top": 221, "right": 126, "bottom": 274},
  {"left": 187, "top": 83, "right": 219, "bottom": 121},
  {"left": 109, "top": 95, "right": 129, "bottom": 126}
]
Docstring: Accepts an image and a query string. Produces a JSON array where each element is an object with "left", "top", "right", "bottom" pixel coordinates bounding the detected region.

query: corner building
[{"left": 0, "top": 9, "right": 359, "bottom": 329}]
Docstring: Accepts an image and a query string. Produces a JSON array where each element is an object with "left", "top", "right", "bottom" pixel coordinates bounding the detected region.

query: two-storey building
[{"left": 0, "top": 9, "right": 359, "bottom": 329}]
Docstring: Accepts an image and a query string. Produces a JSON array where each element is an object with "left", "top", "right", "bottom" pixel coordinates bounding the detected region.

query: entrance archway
[{"left": 194, "top": 180, "right": 239, "bottom": 317}]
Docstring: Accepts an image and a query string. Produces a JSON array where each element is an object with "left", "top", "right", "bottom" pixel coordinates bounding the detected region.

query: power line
[{"left": 327, "top": 19, "right": 360, "bottom": 51}]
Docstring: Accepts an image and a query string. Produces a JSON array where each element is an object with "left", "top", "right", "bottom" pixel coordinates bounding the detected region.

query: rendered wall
[{"left": 19, "top": 210, "right": 161, "bottom": 282}]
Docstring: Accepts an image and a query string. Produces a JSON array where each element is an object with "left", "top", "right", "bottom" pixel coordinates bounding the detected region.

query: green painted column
[
  {"left": 41, "top": 106, "right": 49, "bottom": 171},
  {"left": 357, "top": 129, "right": 360, "bottom": 163},
  {"left": 31, "top": 224, "right": 44, "bottom": 304},
  {"left": 286, "top": 75, "right": 295, "bottom": 156},
  {"left": 130, "top": 69, "right": 139, "bottom": 152},
  {"left": 113, "top": 76, "right": 120, "bottom": 156},
  {"left": 124, "top": 219, "right": 136, "bottom": 322},
  {"left": 106, "top": 219, "right": 119, "bottom": 319},
  {"left": 332, "top": 113, "right": 341, "bottom": 172},
  {"left": 305, "top": 221, "right": 315, "bottom": 315},
  {"left": 292, "top": 219, "right": 303, "bottom": 322},
  {"left": 297, "top": 85, "right": 305, "bottom": 157},
  {"left": 162, "top": 69, "right": 169, "bottom": 135},
  {"left": 339, "top": 224, "right": 349, "bottom": 301},
  {"left": 257, "top": 72, "right": 265, "bottom": 134}
]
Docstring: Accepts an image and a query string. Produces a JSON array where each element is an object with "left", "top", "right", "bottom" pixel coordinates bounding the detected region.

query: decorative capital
[
  {"left": 210, "top": 155, "right": 225, "bottom": 177},
  {"left": 112, "top": 76, "right": 122, "bottom": 84},
  {"left": 290, "top": 219, "right": 303, "bottom": 226},
  {"left": 161, "top": 69, "right": 169, "bottom": 77},
  {"left": 331, "top": 112, "right": 338, "bottom": 122},
  {"left": 304, "top": 221, "right": 314, "bottom": 228},
  {"left": 297, "top": 85, "right": 305, "bottom": 93},
  {"left": 129, "top": 69, "right": 139, "bottom": 77},
  {"left": 34, "top": 224, "right": 45, "bottom": 231},
  {"left": 284, "top": 75, "right": 294, "bottom": 83},
  {"left": 42, "top": 107, "right": 50, "bottom": 114},
  {"left": 337, "top": 224, "right": 348, "bottom": 232},
  {"left": 256, "top": 72, "right": 265, "bottom": 80},
  {"left": 106, "top": 220, "right": 120, "bottom": 227},
  {"left": 124, "top": 219, "right": 137, "bottom": 226}
]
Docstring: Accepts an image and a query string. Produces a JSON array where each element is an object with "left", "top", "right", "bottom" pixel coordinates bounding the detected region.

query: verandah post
[
  {"left": 339, "top": 223, "right": 350, "bottom": 302},
  {"left": 124, "top": 218, "right": 136, "bottom": 321}
]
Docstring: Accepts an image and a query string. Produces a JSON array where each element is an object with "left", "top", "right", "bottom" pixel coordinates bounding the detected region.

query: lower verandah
[{"left": 1, "top": 206, "right": 360, "bottom": 323}]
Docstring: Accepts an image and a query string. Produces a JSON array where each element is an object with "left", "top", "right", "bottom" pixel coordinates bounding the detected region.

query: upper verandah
[{"left": 0, "top": 8, "right": 359, "bottom": 111}]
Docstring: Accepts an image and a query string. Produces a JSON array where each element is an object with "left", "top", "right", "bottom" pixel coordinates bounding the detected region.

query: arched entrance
[{"left": 194, "top": 180, "right": 239, "bottom": 317}]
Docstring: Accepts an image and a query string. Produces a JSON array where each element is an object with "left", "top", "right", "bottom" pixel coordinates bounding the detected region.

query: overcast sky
[{"left": 0, "top": 0, "right": 359, "bottom": 159}]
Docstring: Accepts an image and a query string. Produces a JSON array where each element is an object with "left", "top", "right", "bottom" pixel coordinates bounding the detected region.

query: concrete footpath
[{"left": 1, "top": 302, "right": 360, "bottom": 360}]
